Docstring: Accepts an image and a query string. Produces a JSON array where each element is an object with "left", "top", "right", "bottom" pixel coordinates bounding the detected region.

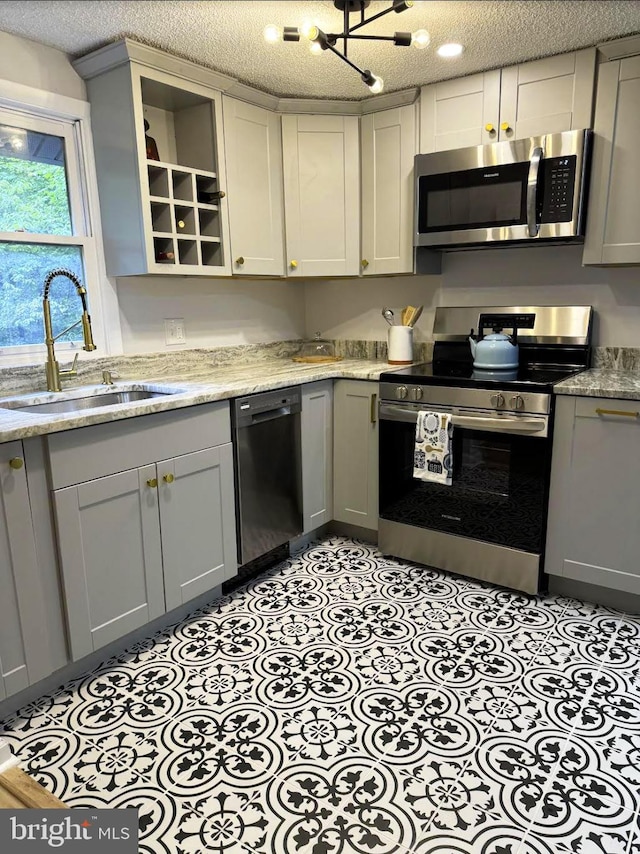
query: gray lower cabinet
[
  {"left": 0, "top": 442, "right": 44, "bottom": 699},
  {"left": 333, "top": 380, "right": 379, "bottom": 531},
  {"left": 301, "top": 381, "right": 333, "bottom": 533},
  {"left": 49, "top": 403, "right": 237, "bottom": 661},
  {"left": 545, "top": 395, "right": 640, "bottom": 594}
]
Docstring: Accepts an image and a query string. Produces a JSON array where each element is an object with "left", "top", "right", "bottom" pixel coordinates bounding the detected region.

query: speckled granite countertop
[
  {"left": 0, "top": 357, "right": 394, "bottom": 444},
  {"left": 554, "top": 369, "right": 640, "bottom": 401}
]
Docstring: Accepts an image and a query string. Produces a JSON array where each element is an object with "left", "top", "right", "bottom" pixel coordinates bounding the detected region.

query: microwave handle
[{"left": 526, "top": 146, "right": 544, "bottom": 237}]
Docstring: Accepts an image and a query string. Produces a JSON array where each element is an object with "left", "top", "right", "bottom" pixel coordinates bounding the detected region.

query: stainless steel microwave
[{"left": 414, "top": 129, "right": 592, "bottom": 249}]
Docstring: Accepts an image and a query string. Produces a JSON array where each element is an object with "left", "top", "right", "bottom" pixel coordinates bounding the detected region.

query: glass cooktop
[{"left": 380, "top": 361, "right": 587, "bottom": 393}]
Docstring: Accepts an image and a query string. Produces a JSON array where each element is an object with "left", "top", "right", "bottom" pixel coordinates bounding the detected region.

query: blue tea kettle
[{"left": 469, "top": 325, "right": 519, "bottom": 370}]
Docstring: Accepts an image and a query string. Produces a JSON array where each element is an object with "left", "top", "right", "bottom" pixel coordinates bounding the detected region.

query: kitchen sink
[{"left": 12, "top": 389, "right": 174, "bottom": 414}]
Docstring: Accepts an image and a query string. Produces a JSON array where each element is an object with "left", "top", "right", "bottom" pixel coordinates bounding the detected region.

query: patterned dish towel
[{"left": 413, "top": 410, "right": 453, "bottom": 485}]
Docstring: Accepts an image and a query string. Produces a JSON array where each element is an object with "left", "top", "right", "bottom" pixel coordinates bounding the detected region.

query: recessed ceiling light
[{"left": 437, "top": 43, "right": 464, "bottom": 58}]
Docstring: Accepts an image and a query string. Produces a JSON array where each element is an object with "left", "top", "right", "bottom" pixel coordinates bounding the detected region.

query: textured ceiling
[{"left": 0, "top": 1, "right": 639, "bottom": 100}]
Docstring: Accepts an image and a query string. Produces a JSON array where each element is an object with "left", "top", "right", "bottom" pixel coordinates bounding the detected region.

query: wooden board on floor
[{"left": 0, "top": 767, "right": 67, "bottom": 809}]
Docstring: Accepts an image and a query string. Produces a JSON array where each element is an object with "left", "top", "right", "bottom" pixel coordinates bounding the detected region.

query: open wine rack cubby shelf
[{"left": 147, "top": 161, "right": 223, "bottom": 268}]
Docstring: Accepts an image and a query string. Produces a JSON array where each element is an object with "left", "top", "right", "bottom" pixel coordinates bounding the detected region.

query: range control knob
[
  {"left": 510, "top": 394, "right": 525, "bottom": 411},
  {"left": 490, "top": 393, "right": 505, "bottom": 408},
  {"left": 396, "top": 386, "right": 408, "bottom": 400},
  {"left": 410, "top": 386, "right": 423, "bottom": 401}
]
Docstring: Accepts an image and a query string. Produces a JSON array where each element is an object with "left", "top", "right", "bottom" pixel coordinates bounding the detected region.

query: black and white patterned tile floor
[{"left": 2, "top": 536, "right": 640, "bottom": 853}]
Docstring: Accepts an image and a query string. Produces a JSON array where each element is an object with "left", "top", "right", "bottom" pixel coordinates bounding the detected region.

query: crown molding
[
  {"left": 73, "top": 38, "right": 418, "bottom": 114},
  {"left": 597, "top": 34, "right": 640, "bottom": 61}
]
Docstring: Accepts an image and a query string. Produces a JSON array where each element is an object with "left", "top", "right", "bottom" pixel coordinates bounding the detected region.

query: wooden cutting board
[{"left": 0, "top": 766, "right": 67, "bottom": 808}]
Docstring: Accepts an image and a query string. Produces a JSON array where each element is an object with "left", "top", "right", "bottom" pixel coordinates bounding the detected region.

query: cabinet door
[
  {"left": 160, "top": 445, "right": 237, "bottom": 611},
  {"left": 583, "top": 55, "right": 640, "bottom": 266},
  {"left": 54, "top": 466, "right": 166, "bottom": 660},
  {"left": 498, "top": 49, "right": 595, "bottom": 141},
  {"left": 361, "top": 105, "right": 416, "bottom": 276},
  {"left": 301, "top": 381, "right": 333, "bottom": 533},
  {"left": 0, "top": 443, "right": 36, "bottom": 699},
  {"left": 419, "top": 71, "right": 500, "bottom": 153},
  {"left": 282, "top": 114, "right": 360, "bottom": 277},
  {"left": 223, "top": 97, "right": 285, "bottom": 276},
  {"left": 333, "top": 380, "right": 379, "bottom": 531},
  {"left": 546, "top": 397, "right": 640, "bottom": 594}
]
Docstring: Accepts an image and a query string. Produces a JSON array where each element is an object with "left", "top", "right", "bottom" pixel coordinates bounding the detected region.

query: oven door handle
[{"left": 379, "top": 403, "right": 547, "bottom": 434}]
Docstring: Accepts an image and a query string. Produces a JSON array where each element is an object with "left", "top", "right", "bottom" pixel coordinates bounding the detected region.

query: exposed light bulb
[
  {"left": 300, "top": 20, "right": 318, "bottom": 39},
  {"left": 411, "top": 29, "right": 431, "bottom": 50},
  {"left": 368, "top": 75, "right": 384, "bottom": 95},
  {"left": 309, "top": 41, "right": 323, "bottom": 55},
  {"left": 437, "top": 42, "right": 464, "bottom": 58},
  {"left": 263, "top": 24, "right": 281, "bottom": 44}
]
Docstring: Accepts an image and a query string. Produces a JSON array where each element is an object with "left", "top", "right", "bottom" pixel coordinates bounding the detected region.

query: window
[{"left": 0, "top": 105, "right": 102, "bottom": 358}]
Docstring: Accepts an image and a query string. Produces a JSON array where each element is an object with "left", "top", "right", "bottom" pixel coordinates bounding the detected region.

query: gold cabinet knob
[
  {"left": 361, "top": 259, "right": 369, "bottom": 268},
  {"left": 163, "top": 473, "right": 175, "bottom": 484},
  {"left": 485, "top": 123, "right": 496, "bottom": 133},
  {"left": 289, "top": 260, "right": 298, "bottom": 269},
  {"left": 177, "top": 219, "right": 185, "bottom": 229},
  {"left": 235, "top": 256, "right": 245, "bottom": 266},
  {"left": 146, "top": 477, "right": 158, "bottom": 488},
  {"left": 500, "top": 121, "right": 512, "bottom": 132},
  {"left": 9, "top": 457, "right": 23, "bottom": 470}
]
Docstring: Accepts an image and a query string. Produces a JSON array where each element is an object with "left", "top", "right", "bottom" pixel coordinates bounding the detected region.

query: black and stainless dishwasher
[{"left": 232, "top": 386, "right": 303, "bottom": 566}]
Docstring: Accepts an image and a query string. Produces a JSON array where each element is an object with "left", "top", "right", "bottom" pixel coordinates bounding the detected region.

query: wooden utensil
[{"left": 408, "top": 305, "right": 423, "bottom": 327}]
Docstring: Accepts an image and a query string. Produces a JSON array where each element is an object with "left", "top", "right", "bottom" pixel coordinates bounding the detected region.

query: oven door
[{"left": 379, "top": 402, "right": 552, "bottom": 554}]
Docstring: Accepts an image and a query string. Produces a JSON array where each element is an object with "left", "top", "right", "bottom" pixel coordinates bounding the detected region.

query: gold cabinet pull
[
  {"left": 235, "top": 256, "right": 245, "bottom": 266},
  {"left": 484, "top": 123, "right": 496, "bottom": 133},
  {"left": 500, "top": 121, "right": 512, "bottom": 132},
  {"left": 596, "top": 408, "right": 639, "bottom": 418},
  {"left": 163, "top": 473, "right": 175, "bottom": 484},
  {"left": 9, "top": 457, "right": 23, "bottom": 470},
  {"left": 289, "top": 260, "right": 298, "bottom": 269},
  {"left": 146, "top": 477, "right": 158, "bottom": 488},
  {"left": 370, "top": 393, "right": 377, "bottom": 424},
  {"left": 361, "top": 259, "right": 369, "bottom": 269}
]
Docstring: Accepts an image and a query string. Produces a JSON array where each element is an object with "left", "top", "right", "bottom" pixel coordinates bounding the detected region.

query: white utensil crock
[{"left": 388, "top": 326, "right": 413, "bottom": 364}]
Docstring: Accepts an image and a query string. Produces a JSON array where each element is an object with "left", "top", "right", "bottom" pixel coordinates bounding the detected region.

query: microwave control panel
[{"left": 539, "top": 155, "right": 577, "bottom": 223}]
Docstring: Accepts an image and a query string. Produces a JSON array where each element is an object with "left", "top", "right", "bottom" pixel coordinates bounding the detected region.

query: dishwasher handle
[{"left": 242, "top": 405, "right": 293, "bottom": 426}]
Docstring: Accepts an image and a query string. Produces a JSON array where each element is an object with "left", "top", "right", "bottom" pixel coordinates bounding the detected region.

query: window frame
[{"left": 0, "top": 78, "right": 120, "bottom": 366}]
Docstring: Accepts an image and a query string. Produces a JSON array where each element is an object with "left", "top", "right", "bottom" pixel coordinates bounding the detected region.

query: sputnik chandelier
[{"left": 264, "top": 0, "right": 431, "bottom": 94}]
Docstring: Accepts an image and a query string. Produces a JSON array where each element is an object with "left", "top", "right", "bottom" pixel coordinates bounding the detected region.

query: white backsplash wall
[
  {"left": 304, "top": 245, "right": 640, "bottom": 347},
  {"left": 117, "top": 276, "right": 306, "bottom": 353},
  {"left": 303, "top": 274, "right": 441, "bottom": 343},
  {"left": 439, "top": 245, "right": 640, "bottom": 346}
]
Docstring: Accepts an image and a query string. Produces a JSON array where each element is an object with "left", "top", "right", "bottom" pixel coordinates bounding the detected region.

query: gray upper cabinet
[
  {"left": 78, "top": 54, "right": 231, "bottom": 276},
  {"left": 545, "top": 395, "right": 640, "bottom": 596},
  {"left": 301, "top": 381, "right": 333, "bottom": 533},
  {"left": 282, "top": 114, "right": 360, "bottom": 278},
  {"left": 583, "top": 53, "right": 640, "bottom": 265},
  {"left": 361, "top": 104, "right": 417, "bottom": 276},
  {"left": 222, "top": 97, "right": 285, "bottom": 276},
  {"left": 0, "top": 442, "right": 43, "bottom": 699},
  {"left": 419, "top": 49, "right": 596, "bottom": 153},
  {"left": 333, "top": 380, "right": 379, "bottom": 531},
  {"left": 48, "top": 404, "right": 237, "bottom": 660}
]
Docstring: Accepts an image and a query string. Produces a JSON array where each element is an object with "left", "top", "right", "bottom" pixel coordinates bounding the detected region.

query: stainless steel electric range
[{"left": 378, "top": 305, "right": 593, "bottom": 594}]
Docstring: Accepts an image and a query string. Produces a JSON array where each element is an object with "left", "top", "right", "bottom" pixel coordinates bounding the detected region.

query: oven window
[
  {"left": 379, "top": 417, "right": 552, "bottom": 554},
  {"left": 458, "top": 435, "right": 510, "bottom": 497}
]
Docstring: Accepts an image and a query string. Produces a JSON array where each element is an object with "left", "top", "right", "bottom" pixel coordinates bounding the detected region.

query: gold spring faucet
[{"left": 43, "top": 268, "right": 97, "bottom": 392}]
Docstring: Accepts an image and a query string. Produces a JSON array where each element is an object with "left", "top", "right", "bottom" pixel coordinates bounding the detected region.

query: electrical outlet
[{"left": 164, "top": 318, "right": 186, "bottom": 346}]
